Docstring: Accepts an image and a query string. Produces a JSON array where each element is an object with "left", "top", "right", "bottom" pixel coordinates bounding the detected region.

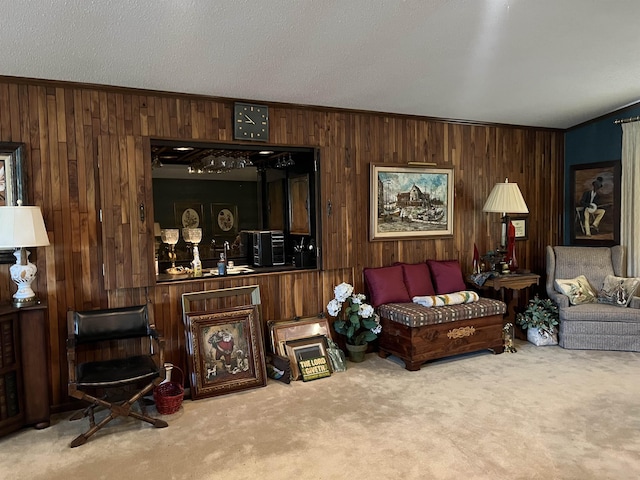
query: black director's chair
[{"left": 66, "top": 304, "right": 168, "bottom": 447}]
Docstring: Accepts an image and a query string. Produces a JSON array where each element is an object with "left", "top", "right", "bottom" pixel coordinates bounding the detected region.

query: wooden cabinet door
[
  {"left": 98, "top": 135, "right": 155, "bottom": 290},
  {"left": 288, "top": 174, "right": 310, "bottom": 235},
  {"left": 268, "top": 179, "right": 285, "bottom": 231}
]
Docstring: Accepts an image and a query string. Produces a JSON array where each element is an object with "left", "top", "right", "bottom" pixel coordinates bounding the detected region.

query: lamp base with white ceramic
[{"left": 10, "top": 248, "right": 41, "bottom": 307}]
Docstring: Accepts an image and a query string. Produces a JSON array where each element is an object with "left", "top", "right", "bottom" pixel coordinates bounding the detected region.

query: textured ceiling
[{"left": 2, "top": 0, "right": 640, "bottom": 129}]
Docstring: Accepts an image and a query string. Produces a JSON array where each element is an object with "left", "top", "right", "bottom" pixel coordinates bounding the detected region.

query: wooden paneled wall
[{"left": 0, "top": 77, "right": 564, "bottom": 408}]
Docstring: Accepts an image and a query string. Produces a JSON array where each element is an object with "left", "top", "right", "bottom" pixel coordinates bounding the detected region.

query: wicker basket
[{"left": 153, "top": 366, "right": 184, "bottom": 415}]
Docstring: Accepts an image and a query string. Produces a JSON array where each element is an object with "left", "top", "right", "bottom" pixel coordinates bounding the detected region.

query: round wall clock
[
  {"left": 182, "top": 208, "right": 200, "bottom": 228},
  {"left": 217, "top": 208, "right": 235, "bottom": 232}
]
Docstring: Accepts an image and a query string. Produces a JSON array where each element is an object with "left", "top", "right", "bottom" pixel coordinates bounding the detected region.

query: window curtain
[{"left": 621, "top": 122, "right": 640, "bottom": 276}]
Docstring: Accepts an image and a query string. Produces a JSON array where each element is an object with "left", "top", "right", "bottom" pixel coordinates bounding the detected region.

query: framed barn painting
[
  {"left": 569, "top": 160, "right": 621, "bottom": 246},
  {"left": 369, "top": 164, "right": 454, "bottom": 240}
]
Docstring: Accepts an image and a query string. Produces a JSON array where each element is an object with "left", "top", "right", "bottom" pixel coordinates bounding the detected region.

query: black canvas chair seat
[
  {"left": 76, "top": 355, "right": 159, "bottom": 387},
  {"left": 66, "top": 304, "right": 168, "bottom": 447}
]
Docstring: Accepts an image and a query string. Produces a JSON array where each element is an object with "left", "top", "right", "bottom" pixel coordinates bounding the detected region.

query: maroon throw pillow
[
  {"left": 364, "top": 265, "right": 411, "bottom": 307},
  {"left": 426, "top": 259, "right": 466, "bottom": 294},
  {"left": 401, "top": 262, "right": 436, "bottom": 298}
]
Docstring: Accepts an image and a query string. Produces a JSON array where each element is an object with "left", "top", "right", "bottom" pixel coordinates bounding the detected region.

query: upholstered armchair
[{"left": 546, "top": 245, "right": 640, "bottom": 351}]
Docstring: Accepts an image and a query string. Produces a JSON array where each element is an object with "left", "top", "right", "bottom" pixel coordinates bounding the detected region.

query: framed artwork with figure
[
  {"left": 184, "top": 305, "right": 267, "bottom": 400},
  {"left": 569, "top": 160, "right": 621, "bottom": 246}
]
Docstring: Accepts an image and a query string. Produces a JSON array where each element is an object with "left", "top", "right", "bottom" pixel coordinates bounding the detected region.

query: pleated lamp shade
[{"left": 482, "top": 180, "right": 529, "bottom": 214}]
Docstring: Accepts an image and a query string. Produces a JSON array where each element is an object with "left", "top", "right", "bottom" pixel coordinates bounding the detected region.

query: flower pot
[
  {"left": 527, "top": 327, "right": 558, "bottom": 346},
  {"left": 345, "top": 343, "right": 368, "bottom": 362}
]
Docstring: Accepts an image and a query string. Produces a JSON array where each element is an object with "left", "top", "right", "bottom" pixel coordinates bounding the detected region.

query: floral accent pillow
[
  {"left": 554, "top": 275, "right": 597, "bottom": 305},
  {"left": 597, "top": 275, "right": 640, "bottom": 308}
]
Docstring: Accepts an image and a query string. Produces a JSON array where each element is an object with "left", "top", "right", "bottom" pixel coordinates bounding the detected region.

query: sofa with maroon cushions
[{"left": 364, "top": 260, "right": 507, "bottom": 371}]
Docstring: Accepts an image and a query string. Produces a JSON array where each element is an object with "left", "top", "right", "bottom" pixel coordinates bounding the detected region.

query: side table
[{"left": 473, "top": 273, "right": 540, "bottom": 337}]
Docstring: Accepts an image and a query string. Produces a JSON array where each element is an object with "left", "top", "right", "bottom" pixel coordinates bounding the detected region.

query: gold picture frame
[
  {"left": 268, "top": 316, "right": 332, "bottom": 357},
  {"left": 370, "top": 163, "right": 454, "bottom": 240}
]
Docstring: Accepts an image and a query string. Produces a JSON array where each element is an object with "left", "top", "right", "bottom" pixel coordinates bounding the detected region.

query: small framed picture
[
  {"left": 211, "top": 203, "right": 238, "bottom": 235},
  {"left": 284, "top": 335, "right": 330, "bottom": 381},
  {"left": 174, "top": 201, "right": 204, "bottom": 229},
  {"left": 510, "top": 217, "right": 528, "bottom": 240}
]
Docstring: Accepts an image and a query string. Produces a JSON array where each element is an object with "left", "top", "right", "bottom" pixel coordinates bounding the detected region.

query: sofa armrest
[
  {"left": 629, "top": 296, "right": 640, "bottom": 309},
  {"left": 548, "top": 290, "right": 569, "bottom": 309}
]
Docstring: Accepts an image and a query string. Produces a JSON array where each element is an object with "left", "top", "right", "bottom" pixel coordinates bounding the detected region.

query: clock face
[
  {"left": 234, "top": 103, "right": 269, "bottom": 141},
  {"left": 217, "top": 208, "right": 235, "bottom": 232}
]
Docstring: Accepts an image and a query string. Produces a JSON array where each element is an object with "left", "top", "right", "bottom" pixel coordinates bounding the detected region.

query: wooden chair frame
[{"left": 66, "top": 304, "right": 168, "bottom": 447}]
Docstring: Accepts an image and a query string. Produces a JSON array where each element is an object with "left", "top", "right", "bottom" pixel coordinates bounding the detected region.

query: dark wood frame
[
  {"left": 569, "top": 160, "right": 621, "bottom": 246},
  {"left": 369, "top": 163, "right": 454, "bottom": 240},
  {"left": 174, "top": 201, "right": 204, "bottom": 229},
  {"left": 284, "top": 334, "right": 330, "bottom": 381},
  {"left": 184, "top": 305, "right": 267, "bottom": 399},
  {"left": 0, "top": 142, "right": 26, "bottom": 263},
  {"left": 211, "top": 203, "right": 238, "bottom": 235},
  {"left": 510, "top": 216, "right": 528, "bottom": 240}
]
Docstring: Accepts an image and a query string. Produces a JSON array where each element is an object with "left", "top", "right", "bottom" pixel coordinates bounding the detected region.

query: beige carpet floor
[{"left": 1, "top": 340, "right": 640, "bottom": 480}]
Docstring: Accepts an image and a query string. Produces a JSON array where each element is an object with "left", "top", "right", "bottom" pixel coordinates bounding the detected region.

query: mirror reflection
[{"left": 151, "top": 140, "right": 319, "bottom": 280}]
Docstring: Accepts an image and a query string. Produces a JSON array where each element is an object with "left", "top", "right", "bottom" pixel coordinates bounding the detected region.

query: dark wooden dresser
[{"left": 0, "top": 302, "right": 50, "bottom": 437}]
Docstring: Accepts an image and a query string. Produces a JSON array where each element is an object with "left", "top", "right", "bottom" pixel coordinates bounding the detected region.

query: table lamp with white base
[{"left": 0, "top": 201, "right": 50, "bottom": 307}]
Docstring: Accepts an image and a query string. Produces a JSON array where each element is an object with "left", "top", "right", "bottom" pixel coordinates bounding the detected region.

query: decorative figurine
[{"left": 503, "top": 322, "right": 517, "bottom": 353}]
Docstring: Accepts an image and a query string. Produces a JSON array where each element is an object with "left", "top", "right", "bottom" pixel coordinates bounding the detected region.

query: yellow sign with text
[{"left": 298, "top": 356, "right": 331, "bottom": 381}]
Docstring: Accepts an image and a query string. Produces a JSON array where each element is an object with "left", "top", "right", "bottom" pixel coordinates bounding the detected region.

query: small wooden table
[{"left": 474, "top": 273, "right": 540, "bottom": 334}]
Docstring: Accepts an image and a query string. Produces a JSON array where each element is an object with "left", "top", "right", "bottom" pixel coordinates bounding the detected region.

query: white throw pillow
[
  {"left": 554, "top": 275, "right": 597, "bottom": 305},
  {"left": 413, "top": 290, "right": 479, "bottom": 308}
]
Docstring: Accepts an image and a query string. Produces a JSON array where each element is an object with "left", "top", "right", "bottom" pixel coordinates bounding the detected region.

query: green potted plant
[
  {"left": 515, "top": 295, "right": 559, "bottom": 346},
  {"left": 326, "top": 282, "right": 382, "bottom": 362}
]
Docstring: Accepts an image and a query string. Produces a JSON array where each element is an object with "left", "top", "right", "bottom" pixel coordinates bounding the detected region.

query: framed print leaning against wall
[
  {"left": 370, "top": 164, "right": 454, "bottom": 240},
  {"left": 184, "top": 305, "right": 267, "bottom": 400},
  {"left": 569, "top": 160, "right": 621, "bottom": 246}
]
